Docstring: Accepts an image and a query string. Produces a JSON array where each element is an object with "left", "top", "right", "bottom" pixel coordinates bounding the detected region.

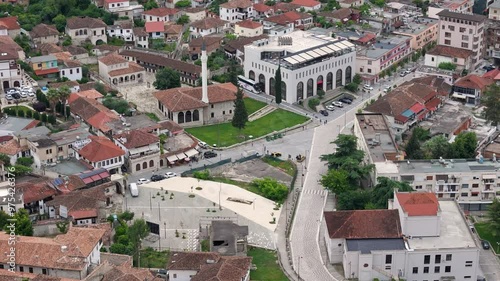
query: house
[
  {"left": 92, "top": 44, "right": 122, "bottom": 57},
  {"left": 67, "top": 89, "right": 104, "bottom": 103},
  {"left": 120, "top": 49, "right": 202, "bottom": 85},
  {"left": 183, "top": 7, "right": 207, "bottom": 22},
  {"left": 235, "top": 20, "right": 263, "bottom": 37},
  {"left": 164, "top": 23, "right": 183, "bottom": 42},
  {"left": 339, "top": 0, "right": 364, "bottom": 8},
  {"left": 424, "top": 45, "right": 473, "bottom": 71},
  {"left": 66, "top": 17, "right": 108, "bottom": 45},
  {"left": 190, "top": 17, "right": 229, "bottom": 38},
  {"left": 362, "top": 11, "right": 403, "bottom": 33},
  {"left": 105, "top": 114, "right": 161, "bottom": 136},
  {"left": 489, "top": 0, "right": 500, "bottom": 20},
  {"left": 103, "top": 0, "right": 144, "bottom": 18},
  {"left": 29, "top": 55, "right": 59, "bottom": 78},
  {"left": 98, "top": 52, "right": 146, "bottom": 86},
  {"left": 0, "top": 139, "right": 25, "bottom": 165},
  {"left": 133, "top": 27, "right": 149, "bottom": 48},
  {"left": 335, "top": 30, "right": 375, "bottom": 45},
  {"left": 219, "top": 0, "right": 255, "bottom": 23},
  {"left": 28, "top": 135, "right": 58, "bottom": 168},
  {"left": 253, "top": 3, "right": 274, "bottom": 18},
  {"left": 482, "top": 67, "right": 500, "bottom": 82},
  {"left": 274, "top": 2, "right": 301, "bottom": 12},
  {"left": 85, "top": 256, "right": 155, "bottom": 280},
  {"left": 142, "top": 7, "right": 180, "bottom": 22},
  {"left": 49, "top": 125, "right": 92, "bottom": 161},
  {"left": 392, "top": 17, "right": 438, "bottom": 50},
  {"left": 0, "top": 44, "right": 23, "bottom": 91},
  {"left": 0, "top": 16, "right": 20, "bottom": 39},
  {"left": 68, "top": 96, "right": 121, "bottom": 135},
  {"left": 451, "top": 74, "right": 494, "bottom": 105},
  {"left": 317, "top": 8, "right": 360, "bottom": 24},
  {"left": 486, "top": 20, "right": 500, "bottom": 62},
  {"left": 189, "top": 36, "right": 222, "bottom": 60},
  {"left": 418, "top": 101, "right": 471, "bottom": 140},
  {"left": 75, "top": 135, "right": 125, "bottom": 174},
  {"left": 107, "top": 21, "right": 134, "bottom": 42},
  {"left": 145, "top": 21, "right": 166, "bottom": 39},
  {"left": 37, "top": 42, "right": 63, "bottom": 55},
  {"left": 291, "top": 0, "right": 322, "bottom": 11},
  {"left": 59, "top": 60, "right": 82, "bottom": 81},
  {"left": 29, "top": 23, "right": 59, "bottom": 46},
  {"left": 324, "top": 192, "right": 480, "bottom": 281},
  {"left": 224, "top": 34, "right": 267, "bottom": 61},
  {"left": 113, "top": 129, "right": 160, "bottom": 173},
  {"left": 16, "top": 178, "right": 58, "bottom": 214},
  {"left": 167, "top": 252, "right": 252, "bottom": 281},
  {"left": 0, "top": 226, "right": 106, "bottom": 279},
  {"left": 210, "top": 221, "right": 249, "bottom": 256},
  {"left": 263, "top": 11, "right": 314, "bottom": 32}
]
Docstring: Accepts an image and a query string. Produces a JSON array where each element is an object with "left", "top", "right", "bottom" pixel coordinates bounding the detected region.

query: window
[
  {"left": 445, "top": 266, "right": 451, "bottom": 273},
  {"left": 368, "top": 61, "right": 372, "bottom": 65},
  {"left": 58, "top": 147, "right": 63, "bottom": 152},
  {"left": 461, "top": 43, "right": 469, "bottom": 48},
  {"left": 385, "top": 255, "right": 392, "bottom": 264},
  {"left": 434, "top": 266, "right": 440, "bottom": 273},
  {"left": 29, "top": 267, "right": 33, "bottom": 273},
  {"left": 431, "top": 57, "right": 435, "bottom": 62},
  {"left": 211, "top": 104, "right": 214, "bottom": 108},
  {"left": 435, "top": 255, "right": 441, "bottom": 264},
  {"left": 461, "top": 192, "right": 468, "bottom": 197},
  {"left": 423, "top": 267, "right": 429, "bottom": 273},
  {"left": 412, "top": 267, "right": 418, "bottom": 274},
  {"left": 460, "top": 27, "right": 466, "bottom": 32},
  {"left": 448, "top": 25, "right": 455, "bottom": 31},
  {"left": 211, "top": 112, "right": 214, "bottom": 118},
  {"left": 42, "top": 269, "right": 47, "bottom": 275},
  {"left": 462, "top": 184, "right": 469, "bottom": 188},
  {"left": 20, "top": 267, "right": 24, "bottom": 272},
  {"left": 462, "top": 35, "right": 469, "bottom": 40},
  {"left": 424, "top": 255, "right": 430, "bottom": 264},
  {"left": 368, "top": 69, "right": 372, "bottom": 73},
  {"left": 0, "top": 265, "right": 3, "bottom": 269},
  {"left": 70, "top": 69, "right": 73, "bottom": 75},
  {"left": 445, "top": 32, "right": 451, "bottom": 37},
  {"left": 173, "top": 274, "right": 177, "bottom": 278},
  {"left": 465, "top": 261, "right": 473, "bottom": 267},
  {"left": 446, "top": 254, "right": 452, "bottom": 261},
  {"left": 464, "top": 276, "right": 471, "bottom": 279},
  {"left": 426, "top": 175, "right": 433, "bottom": 180},
  {"left": 444, "top": 39, "right": 451, "bottom": 45}
]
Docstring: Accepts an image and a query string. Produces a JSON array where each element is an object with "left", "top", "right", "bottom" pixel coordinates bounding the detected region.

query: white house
[
  {"left": 104, "top": 0, "right": 144, "bottom": 18},
  {"left": 59, "top": 60, "right": 82, "bottom": 81},
  {"left": 235, "top": 20, "right": 263, "bottom": 37},
  {"left": 183, "top": 7, "right": 206, "bottom": 22},
  {"left": 291, "top": 0, "right": 322, "bottom": 11},
  {"left": 243, "top": 30, "right": 356, "bottom": 103},
  {"left": 189, "top": 17, "right": 229, "bottom": 38},
  {"left": 113, "top": 129, "right": 161, "bottom": 174},
  {"left": 98, "top": 52, "right": 146, "bottom": 87},
  {"left": 425, "top": 45, "right": 473, "bottom": 71},
  {"left": 142, "top": 7, "right": 180, "bottom": 22},
  {"left": 107, "top": 21, "right": 134, "bottom": 42},
  {"left": 133, "top": 27, "right": 149, "bottom": 48},
  {"left": 219, "top": 0, "right": 255, "bottom": 23},
  {"left": 66, "top": 17, "right": 108, "bottom": 45},
  {"left": 0, "top": 48, "right": 23, "bottom": 90},
  {"left": 75, "top": 135, "right": 125, "bottom": 174}
]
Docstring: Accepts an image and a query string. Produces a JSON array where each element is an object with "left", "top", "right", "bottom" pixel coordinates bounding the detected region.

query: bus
[{"left": 237, "top": 75, "right": 261, "bottom": 94}]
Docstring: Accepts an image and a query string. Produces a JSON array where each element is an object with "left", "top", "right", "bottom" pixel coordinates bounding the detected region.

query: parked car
[
  {"left": 165, "top": 172, "right": 177, "bottom": 178},
  {"left": 151, "top": 175, "right": 166, "bottom": 182},
  {"left": 405, "top": 68, "right": 412, "bottom": 74},
  {"left": 363, "top": 85, "right": 374, "bottom": 91},
  {"left": 198, "top": 141, "right": 208, "bottom": 149},
  {"left": 332, "top": 101, "right": 343, "bottom": 108},
  {"left": 137, "top": 178, "right": 150, "bottom": 185},
  {"left": 339, "top": 98, "right": 352, "bottom": 104},
  {"left": 28, "top": 92, "right": 36, "bottom": 97},
  {"left": 19, "top": 91, "right": 28, "bottom": 98},
  {"left": 204, "top": 151, "right": 217, "bottom": 159},
  {"left": 481, "top": 240, "right": 490, "bottom": 250},
  {"left": 5, "top": 94, "right": 12, "bottom": 100},
  {"left": 326, "top": 105, "right": 335, "bottom": 111},
  {"left": 400, "top": 72, "right": 407, "bottom": 77},
  {"left": 11, "top": 93, "right": 21, "bottom": 99},
  {"left": 319, "top": 110, "right": 329, "bottom": 116},
  {"left": 270, "top": 152, "right": 282, "bottom": 157}
]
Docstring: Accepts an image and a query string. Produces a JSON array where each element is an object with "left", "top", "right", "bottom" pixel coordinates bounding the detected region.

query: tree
[
  {"left": 231, "top": 89, "right": 248, "bottom": 131},
  {"left": 48, "top": 114, "right": 56, "bottom": 124},
  {"left": 320, "top": 169, "right": 352, "bottom": 194},
  {"left": 41, "top": 113, "right": 48, "bottom": 123},
  {"left": 56, "top": 220, "right": 69, "bottom": 233},
  {"left": 52, "top": 14, "right": 66, "bottom": 32},
  {"left": 0, "top": 211, "right": 10, "bottom": 230},
  {"left": 33, "top": 111, "right": 40, "bottom": 120},
  {"left": 336, "top": 190, "right": 371, "bottom": 210},
  {"left": 482, "top": 83, "right": 500, "bottom": 126},
  {"left": 94, "top": 82, "right": 107, "bottom": 95},
  {"left": 175, "top": 0, "right": 191, "bottom": 7},
  {"left": 251, "top": 177, "right": 288, "bottom": 203},
  {"left": 275, "top": 65, "right": 282, "bottom": 105},
  {"left": 421, "top": 135, "right": 452, "bottom": 159},
  {"left": 344, "top": 82, "right": 358, "bottom": 92},
  {"left": 5, "top": 209, "right": 33, "bottom": 236},
  {"left": 16, "top": 157, "right": 34, "bottom": 167},
  {"left": 452, "top": 131, "right": 477, "bottom": 158},
  {"left": 11, "top": 165, "right": 32, "bottom": 176},
  {"left": 176, "top": 14, "right": 189, "bottom": 25},
  {"left": 0, "top": 154, "right": 11, "bottom": 166},
  {"left": 143, "top": 0, "right": 158, "bottom": 10},
  {"left": 487, "top": 198, "right": 500, "bottom": 237},
  {"left": 46, "top": 88, "right": 60, "bottom": 117},
  {"left": 405, "top": 132, "right": 423, "bottom": 159},
  {"left": 371, "top": 177, "right": 413, "bottom": 209},
  {"left": 118, "top": 211, "right": 135, "bottom": 222},
  {"left": 26, "top": 110, "right": 33, "bottom": 118},
  {"left": 317, "top": 89, "right": 325, "bottom": 99},
  {"left": 128, "top": 219, "right": 149, "bottom": 249},
  {"left": 438, "top": 62, "right": 456, "bottom": 71},
  {"left": 353, "top": 74, "right": 362, "bottom": 85},
  {"left": 153, "top": 68, "right": 181, "bottom": 90},
  {"left": 57, "top": 85, "right": 71, "bottom": 119}
]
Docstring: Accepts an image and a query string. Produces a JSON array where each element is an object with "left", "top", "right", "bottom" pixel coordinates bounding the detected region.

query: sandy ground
[{"left": 212, "top": 159, "right": 293, "bottom": 185}]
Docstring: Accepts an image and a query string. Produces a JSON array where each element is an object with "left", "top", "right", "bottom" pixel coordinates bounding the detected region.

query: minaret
[{"left": 201, "top": 40, "right": 209, "bottom": 104}]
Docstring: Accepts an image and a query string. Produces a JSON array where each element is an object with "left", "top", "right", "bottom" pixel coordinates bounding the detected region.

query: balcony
[
  {"left": 129, "top": 149, "right": 159, "bottom": 159},
  {"left": 435, "top": 185, "right": 458, "bottom": 193},
  {"left": 492, "top": 50, "right": 500, "bottom": 59}
]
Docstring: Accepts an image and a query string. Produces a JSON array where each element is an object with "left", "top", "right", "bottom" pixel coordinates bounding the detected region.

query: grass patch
[
  {"left": 244, "top": 98, "right": 266, "bottom": 115},
  {"left": 475, "top": 222, "right": 500, "bottom": 250},
  {"left": 186, "top": 109, "right": 308, "bottom": 147},
  {"left": 201, "top": 239, "right": 210, "bottom": 252},
  {"left": 146, "top": 112, "right": 160, "bottom": 122},
  {"left": 248, "top": 247, "right": 288, "bottom": 281},
  {"left": 138, "top": 248, "right": 169, "bottom": 268},
  {"left": 211, "top": 177, "right": 257, "bottom": 193},
  {"left": 262, "top": 156, "right": 296, "bottom": 176}
]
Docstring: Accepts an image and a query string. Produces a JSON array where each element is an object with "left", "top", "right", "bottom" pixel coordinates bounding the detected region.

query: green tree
[
  {"left": 231, "top": 88, "right": 248, "bottom": 131},
  {"left": 5, "top": 209, "right": 33, "bottom": 236},
  {"left": 48, "top": 114, "right": 56, "bottom": 124},
  {"left": 52, "top": 14, "right": 66, "bottom": 32},
  {"left": 58, "top": 85, "right": 71, "bottom": 119},
  {"left": 358, "top": 3, "right": 370, "bottom": 16},
  {"left": 482, "top": 83, "right": 500, "bottom": 126},
  {"left": 16, "top": 157, "right": 34, "bottom": 167},
  {"left": 224, "top": 33, "right": 237, "bottom": 40},
  {"left": 438, "top": 62, "right": 456, "bottom": 71},
  {"left": 487, "top": 198, "right": 500, "bottom": 237},
  {"left": 251, "top": 177, "right": 288, "bottom": 203},
  {"left": 176, "top": 14, "right": 190, "bottom": 25},
  {"left": 337, "top": 190, "right": 371, "bottom": 210},
  {"left": 452, "top": 131, "right": 477, "bottom": 158},
  {"left": 128, "top": 219, "right": 149, "bottom": 249},
  {"left": 175, "top": 0, "right": 191, "bottom": 7},
  {"left": 0, "top": 154, "right": 10, "bottom": 165},
  {"left": 26, "top": 110, "right": 33, "bottom": 118},
  {"left": 320, "top": 169, "right": 352, "bottom": 194},
  {"left": 118, "top": 211, "right": 135, "bottom": 222},
  {"left": 56, "top": 220, "right": 69, "bottom": 233},
  {"left": 275, "top": 65, "right": 282, "bottom": 105},
  {"left": 46, "top": 88, "right": 60, "bottom": 117},
  {"left": 421, "top": 135, "right": 452, "bottom": 159},
  {"left": 41, "top": 113, "right": 48, "bottom": 123},
  {"left": 353, "top": 74, "right": 362, "bottom": 85},
  {"left": 405, "top": 132, "right": 423, "bottom": 159},
  {"left": 153, "top": 67, "right": 181, "bottom": 90},
  {"left": 33, "top": 111, "right": 40, "bottom": 120},
  {"left": 11, "top": 165, "right": 32, "bottom": 176},
  {"left": 0, "top": 211, "right": 10, "bottom": 230},
  {"left": 371, "top": 177, "right": 413, "bottom": 209},
  {"left": 143, "top": 0, "right": 158, "bottom": 10},
  {"left": 344, "top": 82, "right": 358, "bottom": 92},
  {"left": 317, "top": 89, "right": 325, "bottom": 99}
]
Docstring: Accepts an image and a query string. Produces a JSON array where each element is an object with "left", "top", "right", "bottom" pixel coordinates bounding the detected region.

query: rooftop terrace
[{"left": 357, "top": 113, "right": 399, "bottom": 163}]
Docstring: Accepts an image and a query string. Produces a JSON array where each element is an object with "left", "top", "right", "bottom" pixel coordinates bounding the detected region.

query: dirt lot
[{"left": 211, "top": 158, "right": 293, "bottom": 185}]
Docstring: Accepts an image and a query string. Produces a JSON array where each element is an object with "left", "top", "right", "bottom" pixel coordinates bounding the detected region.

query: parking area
[
  {"left": 2, "top": 86, "right": 36, "bottom": 105},
  {"left": 319, "top": 93, "right": 355, "bottom": 116}
]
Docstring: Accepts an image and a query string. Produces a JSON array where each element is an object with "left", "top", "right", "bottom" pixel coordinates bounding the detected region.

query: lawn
[
  {"left": 262, "top": 156, "right": 296, "bottom": 176},
  {"left": 248, "top": 247, "right": 289, "bottom": 281},
  {"left": 244, "top": 98, "right": 266, "bottom": 115},
  {"left": 186, "top": 109, "right": 308, "bottom": 147},
  {"left": 146, "top": 112, "right": 160, "bottom": 122},
  {"left": 138, "top": 247, "right": 170, "bottom": 268},
  {"left": 475, "top": 222, "right": 500, "bottom": 251},
  {"left": 211, "top": 177, "right": 261, "bottom": 196}
]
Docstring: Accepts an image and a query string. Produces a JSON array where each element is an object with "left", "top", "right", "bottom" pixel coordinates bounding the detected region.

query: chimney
[{"left": 201, "top": 40, "right": 209, "bottom": 104}]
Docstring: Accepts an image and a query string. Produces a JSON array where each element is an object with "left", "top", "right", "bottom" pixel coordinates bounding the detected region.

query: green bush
[
  {"left": 345, "top": 82, "right": 359, "bottom": 92},
  {"left": 308, "top": 98, "right": 320, "bottom": 110},
  {"left": 193, "top": 170, "right": 211, "bottom": 180},
  {"left": 175, "top": 0, "right": 191, "bottom": 7},
  {"left": 103, "top": 97, "right": 130, "bottom": 114},
  {"left": 251, "top": 177, "right": 288, "bottom": 203},
  {"left": 438, "top": 62, "right": 456, "bottom": 71},
  {"left": 16, "top": 157, "right": 34, "bottom": 167}
]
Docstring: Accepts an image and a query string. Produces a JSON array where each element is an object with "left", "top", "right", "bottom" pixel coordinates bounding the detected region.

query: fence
[
  {"left": 234, "top": 153, "right": 260, "bottom": 163},
  {"left": 181, "top": 158, "right": 232, "bottom": 177}
]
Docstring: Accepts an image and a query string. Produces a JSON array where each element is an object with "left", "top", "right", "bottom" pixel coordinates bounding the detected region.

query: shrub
[
  {"left": 193, "top": 170, "right": 211, "bottom": 180},
  {"left": 438, "top": 62, "right": 456, "bottom": 71},
  {"left": 345, "top": 82, "right": 359, "bottom": 92},
  {"left": 308, "top": 98, "right": 320, "bottom": 110},
  {"left": 317, "top": 89, "right": 325, "bottom": 99},
  {"left": 33, "top": 102, "right": 47, "bottom": 112},
  {"left": 16, "top": 157, "right": 34, "bottom": 167},
  {"left": 251, "top": 177, "right": 288, "bottom": 203}
]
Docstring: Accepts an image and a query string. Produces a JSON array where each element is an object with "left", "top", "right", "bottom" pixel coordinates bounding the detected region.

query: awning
[
  {"left": 184, "top": 149, "right": 199, "bottom": 158},
  {"left": 452, "top": 93, "right": 466, "bottom": 100},
  {"left": 91, "top": 175, "right": 101, "bottom": 182},
  {"left": 483, "top": 174, "right": 496, "bottom": 179},
  {"left": 410, "top": 103, "right": 425, "bottom": 114},
  {"left": 176, "top": 153, "right": 187, "bottom": 160},
  {"left": 401, "top": 109, "right": 414, "bottom": 118},
  {"left": 82, "top": 177, "right": 93, "bottom": 184},
  {"left": 166, "top": 155, "right": 178, "bottom": 163}
]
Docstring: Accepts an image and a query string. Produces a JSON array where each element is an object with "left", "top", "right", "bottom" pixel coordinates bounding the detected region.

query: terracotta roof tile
[
  {"left": 224, "top": 34, "right": 268, "bottom": 54},
  {"left": 133, "top": 27, "right": 148, "bottom": 37},
  {"left": 274, "top": 2, "right": 301, "bottom": 12},
  {"left": 0, "top": 16, "right": 20, "bottom": 30},
  {"left": 143, "top": 7, "right": 180, "bottom": 16},
  {"left": 291, "top": 0, "right": 321, "bottom": 7},
  {"left": 113, "top": 129, "right": 159, "bottom": 149},
  {"left": 191, "top": 256, "right": 252, "bottom": 281},
  {"left": 66, "top": 17, "right": 107, "bottom": 29},
  {"left": 427, "top": 45, "right": 473, "bottom": 59},
  {"left": 191, "top": 17, "right": 228, "bottom": 30},
  {"left": 396, "top": 192, "right": 439, "bottom": 216},
  {"left": 253, "top": 3, "right": 273, "bottom": 12},
  {"left": 17, "top": 179, "right": 59, "bottom": 203},
  {"left": 266, "top": 11, "right": 312, "bottom": 25},
  {"left": 189, "top": 35, "right": 222, "bottom": 48},
  {"left": 99, "top": 52, "right": 128, "bottom": 66},
  {"left": 107, "top": 61, "right": 144, "bottom": 77},
  {"left": 324, "top": 209, "right": 402, "bottom": 239},
  {"left": 482, "top": 68, "right": 500, "bottom": 80},
  {"left": 30, "top": 23, "right": 59, "bottom": 38},
  {"left": 454, "top": 74, "right": 494, "bottom": 91},
  {"left": 158, "top": 120, "right": 183, "bottom": 133},
  {"left": 0, "top": 139, "right": 21, "bottom": 155},
  {"left": 120, "top": 50, "right": 201, "bottom": 75},
  {"left": 77, "top": 135, "right": 125, "bottom": 162},
  {"left": 164, "top": 23, "right": 183, "bottom": 34},
  {"left": 236, "top": 19, "right": 262, "bottom": 29},
  {"left": 69, "top": 96, "right": 120, "bottom": 132},
  {"left": 145, "top": 21, "right": 165, "bottom": 33},
  {"left": 37, "top": 43, "right": 63, "bottom": 55},
  {"left": 67, "top": 89, "right": 103, "bottom": 104},
  {"left": 220, "top": 0, "right": 253, "bottom": 9}
]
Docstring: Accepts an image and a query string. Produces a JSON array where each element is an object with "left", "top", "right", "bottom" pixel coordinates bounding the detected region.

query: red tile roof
[
  {"left": 77, "top": 135, "right": 125, "bottom": 162},
  {"left": 482, "top": 68, "right": 500, "bottom": 80},
  {"left": 324, "top": 209, "right": 402, "bottom": 239},
  {"left": 34, "top": 68, "right": 59, "bottom": 76},
  {"left": 220, "top": 0, "right": 253, "bottom": 9},
  {"left": 266, "top": 11, "right": 312, "bottom": 25},
  {"left": 0, "top": 16, "right": 20, "bottom": 30},
  {"left": 236, "top": 19, "right": 262, "bottom": 29},
  {"left": 254, "top": 3, "right": 273, "bottom": 12},
  {"left": 427, "top": 45, "right": 473, "bottom": 59},
  {"left": 145, "top": 21, "right": 165, "bottom": 33},
  {"left": 396, "top": 192, "right": 439, "bottom": 216},
  {"left": 0, "top": 139, "right": 21, "bottom": 156},
  {"left": 23, "top": 120, "right": 41, "bottom": 130},
  {"left": 69, "top": 96, "right": 120, "bottom": 133},
  {"left": 454, "top": 74, "right": 494, "bottom": 91},
  {"left": 425, "top": 97, "right": 441, "bottom": 111},
  {"left": 113, "top": 129, "right": 159, "bottom": 149},
  {"left": 357, "top": 33, "right": 376, "bottom": 43},
  {"left": 191, "top": 17, "right": 228, "bottom": 30},
  {"left": 107, "top": 61, "right": 144, "bottom": 77},
  {"left": 69, "top": 209, "right": 98, "bottom": 219},
  {"left": 30, "top": 23, "right": 59, "bottom": 38},
  {"left": 143, "top": 7, "right": 179, "bottom": 16},
  {"left": 99, "top": 52, "right": 128, "bottom": 66},
  {"left": 17, "top": 180, "right": 58, "bottom": 203},
  {"left": 67, "top": 89, "right": 104, "bottom": 104},
  {"left": 291, "top": 0, "right": 321, "bottom": 7},
  {"left": 66, "top": 17, "right": 107, "bottom": 29}
]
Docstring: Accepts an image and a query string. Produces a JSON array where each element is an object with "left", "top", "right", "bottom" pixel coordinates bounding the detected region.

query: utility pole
[{"left": 149, "top": 191, "right": 152, "bottom": 210}]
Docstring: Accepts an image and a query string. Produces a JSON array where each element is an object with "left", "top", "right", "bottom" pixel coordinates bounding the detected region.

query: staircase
[{"left": 248, "top": 105, "right": 276, "bottom": 121}]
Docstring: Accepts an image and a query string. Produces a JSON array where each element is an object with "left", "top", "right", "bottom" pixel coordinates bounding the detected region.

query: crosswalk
[{"left": 301, "top": 189, "right": 328, "bottom": 196}]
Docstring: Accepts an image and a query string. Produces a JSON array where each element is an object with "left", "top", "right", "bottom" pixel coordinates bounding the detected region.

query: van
[{"left": 130, "top": 183, "right": 139, "bottom": 197}]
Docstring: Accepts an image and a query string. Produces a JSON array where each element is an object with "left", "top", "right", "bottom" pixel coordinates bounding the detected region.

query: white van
[{"left": 130, "top": 183, "right": 139, "bottom": 197}]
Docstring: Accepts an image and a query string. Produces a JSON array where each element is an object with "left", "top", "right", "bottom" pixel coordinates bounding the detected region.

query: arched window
[
  {"left": 149, "top": 160, "right": 154, "bottom": 167},
  {"left": 326, "top": 73, "right": 333, "bottom": 90},
  {"left": 249, "top": 70, "right": 255, "bottom": 81},
  {"left": 317, "top": 75, "right": 324, "bottom": 92},
  {"left": 186, "top": 111, "right": 192, "bottom": 122},
  {"left": 306, "top": 79, "right": 314, "bottom": 97},
  {"left": 142, "top": 162, "right": 147, "bottom": 169},
  {"left": 178, "top": 112, "right": 184, "bottom": 124},
  {"left": 336, "top": 69, "right": 343, "bottom": 87},
  {"left": 269, "top": 77, "right": 276, "bottom": 96},
  {"left": 259, "top": 74, "right": 266, "bottom": 94},
  {"left": 136, "top": 163, "right": 141, "bottom": 171},
  {"left": 297, "top": 82, "right": 304, "bottom": 101},
  {"left": 281, "top": 81, "right": 287, "bottom": 101},
  {"left": 345, "top": 66, "right": 352, "bottom": 84},
  {"left": 160, "top": 159, "right": 164, "bottom": 166},
  {"left": 193, "top": 110, "right": 200, "bottom": 121},
  {"left": 131, "top": 74, "right": 136, "bottom": 80}
]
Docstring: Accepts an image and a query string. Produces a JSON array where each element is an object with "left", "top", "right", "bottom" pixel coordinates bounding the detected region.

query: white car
[
  {"left": 28, "top": 92, "right": 36, "bottom": 97},
  {"left": 5, "top": 94, "right": 12, "bottom": 100},
  {"left": 137, "top": 178, "right": 150, "bottom": 185},
  {"left": 326, "top": 105, "right": 335, "bottom": 111},
  {"left": 332, "top": 101, "right": 343, "bottom": 108},
  {"left": 20, "top": 91, "right": 28, "bottom": 97},
  {"left": 165, "top": 172, "right": 177, "bottom": 178},
  {"left": 363, "top": 85, "right": 374, "bottom": 91},
  {"left": 400, "top": 72, "right": 407, "bottom": 77}
]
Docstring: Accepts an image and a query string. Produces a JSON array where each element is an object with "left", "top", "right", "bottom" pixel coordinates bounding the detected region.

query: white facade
[
  {"left": 0, "top": 57, "right": 22, "bottom": 90},
  {"left": 220, "top": 5, "right": 255, "bottom": 23},
  {"left": 143, "top": 12, "right": 179, "bottom": 22},
  {"left": 107, "top": 25, "right": 134, "bottom": 41},
  {"left": 235, "top": 24, "right": 263, "bottom": 37},
  {"left": 75, "top": 150, "right": 124, "bottom": 173},
  {"left": 189, "top": 22, "right": 229, "bottom": 38},
  {"left": 60, "top": 65, "right": 82, "bottom": 81},
  {"left": 106, "top": 0, "right": 144, "bottom": 18},
  {"left": 243, "top": 31, "right": 356, "bottom": 103},
  {"left": 66, "top": 26, "right": 107, "bottom": 45},
  {"left": 168, "top": 269, "right": 198, "bottom": 281},
  {"left": 424, "top": 53, "right": 470, "bottom": 69}
]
